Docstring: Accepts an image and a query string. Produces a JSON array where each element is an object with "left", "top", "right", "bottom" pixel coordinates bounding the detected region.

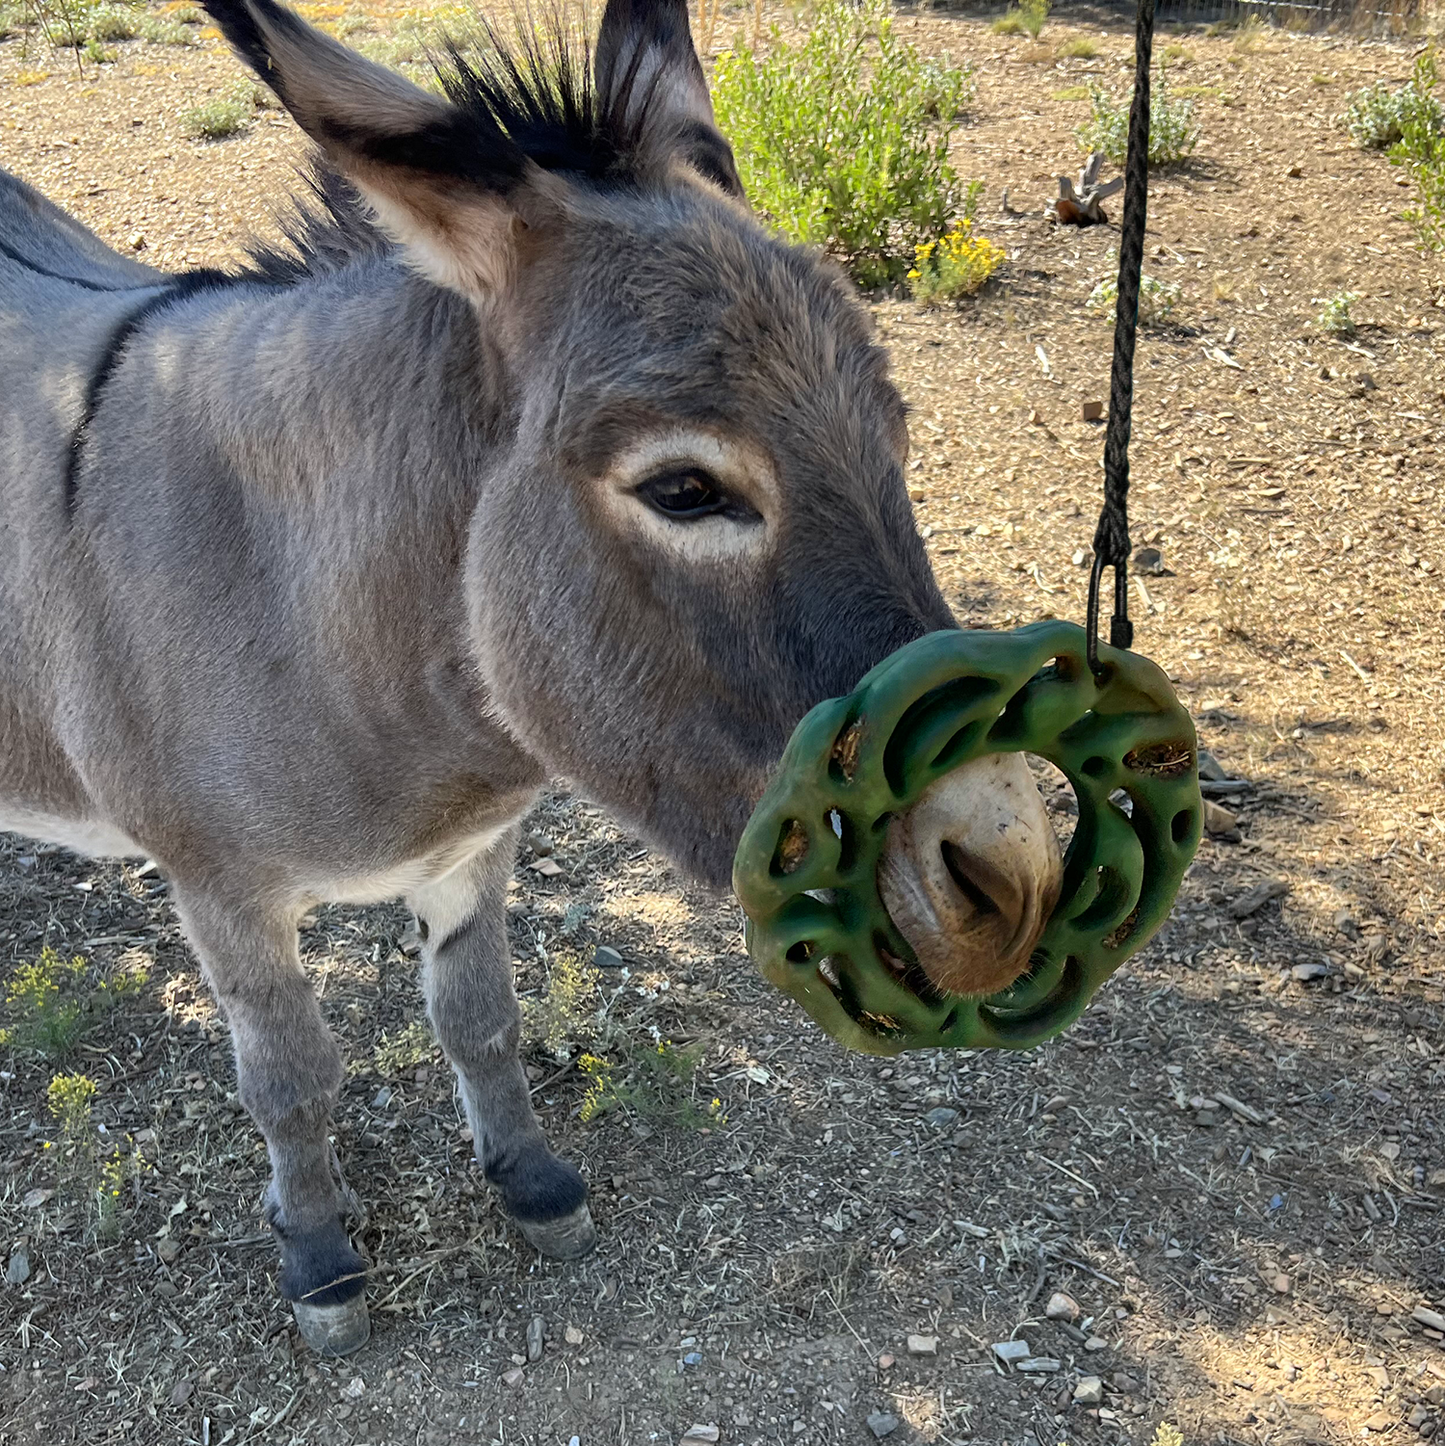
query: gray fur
[{"left": 0, "top": 0, "right": 1006, "bottom": 1320}]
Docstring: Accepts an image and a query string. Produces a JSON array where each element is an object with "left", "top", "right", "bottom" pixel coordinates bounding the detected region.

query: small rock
[
  {"left": 565, "top": 1323, "right": 585, "bottom": 1346},
  {"left": 168, "top": 1379, "right": 193, "bottom": 1407},
  {"left": 1112, "top": 1372, "right": 1140, "bottom": 1393},
  {"left": 156, "top": 1238, "right": 182, "bottom": 1265},
  {"left": 868, "top": 1412, "right": 902, "bottom": 1439},
  {"left": 501, "top": 1366, "right": 525, "bottom": 1388},
  {"left": 1197, "top": 750, "right": 1227, "bottom": 782},
  {"left": 1046, "top": 1292, "right": 1080, "bottom": 1321},
  {"left": 1410, "top": 1406, "right": 1431, "bottom": 1430},
  {"left": 1072, "top": 548, "right": 1089, "bottom": 567},
  {"left": 679, "top": 1428, "right": 720, "bottom": 1445},
  {"left": 1291, "top": 962, "right": 1329, "bottom": 983},
  {"left": 6, "top": 1247, "right": 31, "bottom": 1287},
  {"left": 372, "top": 1086, "right": 393, "bottom": 1109},
  {"left": 1363, "top": 1413, "right": 1393, "bottom": 1433},
  {"left": 1081, "top": 400, "right": 1104, "bottom": 422},
  {"left": 593, "top": 945, "right": 625, "bottom": 969},
  {"left": 1357, "top": 372, "right": 1378, "bottom": 392},
  {"left": 924, "top": 1107, "right": 959, "bottom": 1129},
  {"left": 1334, "top": 909, "right": 1361, "bottom": 939},
  {"left": 1019, "top": 1357, "right": 1062, "bottom": 1373},
  {"left": 993, "top": 1339, "right": 1032, "bottom": 1366},
  {"left": 1229, "top": 880, "right": 1287, "bottom": 919},
  {"left": 682, "top": 1351, "right": 703, "bottom": 1366},
  {"left": 1286, "top": 163, "right": 1303, "bottom": 178},
  {"left": 878, "top": 1351, "right": 896, "bottom": 1368},
  {"left": 129, "top": 231, "right": 146, "bottom": 251},
  {"left": 341, "top": 1376, "right": 365, "bottom": 1400},
  {"left": 1084, "top": 1336, "right": 1109, "bottom": 1352},
  {"left": 526, "top": 1316, "right": 545, "bottom": 1362},
  {"left": 907, "top": 1334, "right": 939, "bottom": 1356},
  {"left": 529, "top": 857, "right": 564, "bottom": 877},
  {"left": 1272, "top": 1273, "right": 1291, "bottom": 1294},
  {"left": 526, "top": 831, "right": 555, "bottom": 856},
  {"left": 1203, "top": 800, "right": 1239, "bottom": 838},
  {"left": 1074, "top": 1376, "right": 1105, "bottom": 1406},
  {"left": 909, "top": 487, "right": 927, "bottom": 503},
  {"left": 21, "top": 1188, "right": 52, "bottom": 1210},
  {"left": 1131, "top": 547, "right": 1164, "bottom": 575},
  {"left": 1413, "top": 1307, "right": 1445, "bottom": 1333}
]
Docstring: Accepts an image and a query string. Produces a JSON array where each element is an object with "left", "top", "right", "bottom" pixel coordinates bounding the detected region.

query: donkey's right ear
[{"left": 201, "top": 0, "right": 541, "bottom": 297}]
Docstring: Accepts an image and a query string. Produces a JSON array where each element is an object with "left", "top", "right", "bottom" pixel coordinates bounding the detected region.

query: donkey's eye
[{"left": 638, "top": 469, "right": 731, "bottom": 520}]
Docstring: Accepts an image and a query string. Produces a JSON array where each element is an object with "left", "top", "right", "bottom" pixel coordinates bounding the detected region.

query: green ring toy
[{"left": 732, "top": 620, "right": 1203, "bottom": 1055}]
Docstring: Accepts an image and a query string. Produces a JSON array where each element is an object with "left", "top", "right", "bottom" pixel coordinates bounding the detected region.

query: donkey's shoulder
[{"left": 0, "top": 167, "right": 167, "bottom": 293}]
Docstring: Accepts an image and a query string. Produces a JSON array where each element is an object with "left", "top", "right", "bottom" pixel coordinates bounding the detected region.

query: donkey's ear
[
  {"left": 201, "top": 0, "right": 538, "bottom": 296},
  {"left": 594, "top": 0, "right": 742, "bottom": 195}
]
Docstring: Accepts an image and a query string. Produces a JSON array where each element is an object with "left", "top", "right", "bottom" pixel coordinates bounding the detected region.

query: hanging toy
[{"left": 733, "top": 0, "right": 1198, "bottom": 1055}]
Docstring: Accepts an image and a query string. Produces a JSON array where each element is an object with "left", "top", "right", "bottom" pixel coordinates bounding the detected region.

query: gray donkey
[{"left": 0, "top": 0, "right": 1062, "bottom": 1353}]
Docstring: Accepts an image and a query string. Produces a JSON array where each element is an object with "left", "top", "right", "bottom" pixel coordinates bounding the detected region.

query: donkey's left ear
[{"left": 594, "top": 0, "right": 742, "bottom": 196}]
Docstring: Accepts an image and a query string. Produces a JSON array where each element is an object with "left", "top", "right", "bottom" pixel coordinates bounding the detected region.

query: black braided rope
[{"left": 1088, "top": 0, "right": 1156, "bottom": 673}]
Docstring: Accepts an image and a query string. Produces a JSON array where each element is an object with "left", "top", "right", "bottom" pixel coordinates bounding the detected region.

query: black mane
[{"left": 237, "top": 15, "right": 674, "bottom": 287}]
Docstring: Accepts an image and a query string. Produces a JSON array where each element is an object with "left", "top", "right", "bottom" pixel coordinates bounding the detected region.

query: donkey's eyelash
[{"left": 636, "top": 468, "right": 760, "bottom": 524}]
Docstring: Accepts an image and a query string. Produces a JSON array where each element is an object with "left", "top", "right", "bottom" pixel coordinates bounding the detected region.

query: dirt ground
[{"left": 2, "top": 3, "right": 1444, "bottom": 1444}]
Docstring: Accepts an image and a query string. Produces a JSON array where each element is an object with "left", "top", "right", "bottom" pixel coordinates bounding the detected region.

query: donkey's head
[{"left": 206, "top": 0, "right": 1061, "bottom": 999}]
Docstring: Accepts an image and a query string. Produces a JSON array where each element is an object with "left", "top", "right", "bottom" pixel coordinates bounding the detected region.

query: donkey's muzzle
[{"left": 876, "top": 754, "right": 1062, "bottom": 1000}]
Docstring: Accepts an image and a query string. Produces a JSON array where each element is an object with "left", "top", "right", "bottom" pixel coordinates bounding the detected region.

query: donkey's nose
[{"left": 877, "top": 753, "right": 1062, "bottom": 998}]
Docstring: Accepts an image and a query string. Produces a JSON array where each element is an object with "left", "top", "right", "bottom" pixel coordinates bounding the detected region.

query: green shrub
[
  {"left": 136, "top": 12, "right": 193, "bottom": 43},
  {"left": 993, "top": 0, "right": 1048, "bottom": 38},
  {"left": 522, "top": 948, "right": 600, "bottom": 1061},
  {"left": 990, "top": 11, "right": 1023, "bottom": 35},
  {"left": 1345, "top": 71, "right": 1441, "bottom": 150},
  {"left": 1086, "top": 257, "right": 1181, "bottom": 326},
  {"left": 1077, "top": 68, "right": 1200, "bottom": 167},
  {"left": 373, "top": 1020, "right": 436, "bottom": 1075},
  {"left": 1056, "top": 36, "right": 1098, "bottom": 59},
  {"left": 1, "top": 945, "right": 144, "bottom": 1057},
  {"left": 908, "top": 218, "right": 1006, "bottom": 304},
  {"left": 181, "top": 87, "right": 254, "bottom": 139},
  {"left": 1389, "top": 48, "right": 1444, "bottom": 250},
  {"left": 579, "top": 1041, "right": 725, "bottom": 1130},
  {"left": 1315, "top": 290, "right": 1359, "bottom": 336},
  {"left": 711, "top": 0, "right": 977, "bottom": 288},
  {"left": 81, "top": 2, "right": 134, "bottom": 40}
]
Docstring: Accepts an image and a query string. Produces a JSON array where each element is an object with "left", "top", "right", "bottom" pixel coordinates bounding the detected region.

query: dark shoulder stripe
[{"left": 65, "top": 268, "right": 236, "bottom": 519}]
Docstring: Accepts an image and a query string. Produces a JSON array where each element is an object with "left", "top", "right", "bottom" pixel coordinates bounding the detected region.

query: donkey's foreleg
[
  {"left": 173, "top": 891, "right": 369, "bottom": 1356},
  {"left": 410, "top": 836, "right": 596, "bottom": 1259}
]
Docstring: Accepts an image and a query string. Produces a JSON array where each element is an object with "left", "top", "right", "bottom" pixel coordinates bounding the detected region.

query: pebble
[
  {"left": 341, "top": 1377, "right": 365, "bottom": 1400},
  {"left": 1229, "top": 880, "right": 1287, "bottom": 919},
  {"left": 1131, "top": 547, "right": 1164, "bottom": 575},
  {"left": 679, "top": 1427, "right": 720, "bottom": 1444},
  {"left": 526, "top": 832, "right": 555, "bottom": 856},
  {"left": 924, "top": 1107, "right": 959, "bottom": 1129},
  {"left": 1084, "top": 1336, "right": 1109, "bottom": 1352},
  {"left": 501, "top": 1367, "right": 525, "bottom": 1388},
  {"left": 530, "top": 857, "right": 564, "bottom": 877},
  {"left": 1081, "top": 400, "right": 1104, "bottom": 422},
  {"left": 5, "top": 1246, "right": 30, "bottom": 1287},
  {"left": 1272, "top": 1273, "right": 1291, "bottom": 1294},
  {"left": 565, "top": 1324, "right": 585, "bottom": 1346},
  {"left": 526, "top": 1315, "right": 545, "bottom": 1362},
  {"left": 1203, "top": 800, "right": 1240, "bottom": 839},
  {"left": 1197, "top": 750, "right": 1227, "bottom": 782},
  {"left": 1414, "top": 1307, "right": 1445, "bottom": 1333},
  {"left": 1046, "top": 1292, "right": 1080, "bottom": 1321},
  {"left": 993, "top": 1339, "right": 1032, "bottom": 1365},
  {"left": 867, "top": 1411, "right": 902, "bottom": 1438},
  {"left": 1019, "top": 1357, "right": 1062, "bottom": 1373},
  {"left": 1291, "top": 962, "right": 1329, "bottom": 982},
  {"left": 156, "top": 1238, "right": 182, "bottom": 1265},
  {"left": 1410, "top": 1406, "right": 1431, "bottom": 1429},
  {"left": 594, "top": 945, "right": 626, "bottom": 969},
  {"left": 1364, "top": 1414, "right": 1393, "bottom": 1433},
  {"left": 907, "top": 1334, "right": 938, "bottom": 1356},
  {"left": 1073, "top": 1376, "right": 1105, "bottom": 1406},
  {"left": 168, "top": 1379, "right": 194, "bottom": 1406},
  {"left": 1072, "top": 548, "right": 1089, "bottom": 567},
  {"left": 877, "top": 1353, "right": 895, "bottom": 1369}
]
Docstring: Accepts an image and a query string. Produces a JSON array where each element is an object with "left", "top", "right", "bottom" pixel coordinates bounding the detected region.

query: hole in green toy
[
  {"left": 816, "top": 956, "right": 906, "bottom": 1041},
  {"left": 1081, "top": 755, "right": 1111, "bottom": 779},
  {"left": 829, "top": 809, "right": 857, "bottom": 873},
  {"left": 987, "top": 686, "right": 1030, "bottom": 746},
  {"left": 830, "top": 718, "right": 864, "bottom": 783},
  {"left": 1028, "top": 756, "right": 1079, "bottom": 853},
  {"left": 1171, "top": 808, "right": 1196, "bottom": 844},
  {"left": 1104, "top": 907, "right": 1140, "bottom": 949},
  {"left": 1125, "top": 739, "right": 1194, "bottom": 778},
  {"left": 883, "top": 676, "right": 997, "bottom": 796},
  {"left": 773, "top": 818, "right": 808, "bottom": 877},
  {"left": 785, "top": 939, "right": 814, "bottom": 964},
  {"left": 1075, "top": 865, "right": 1133, "bottom": 931}
]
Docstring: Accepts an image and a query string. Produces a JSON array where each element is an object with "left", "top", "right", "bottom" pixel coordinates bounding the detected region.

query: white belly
[{"left": 0, "top": 808, "right": 145, "bottom": 859}]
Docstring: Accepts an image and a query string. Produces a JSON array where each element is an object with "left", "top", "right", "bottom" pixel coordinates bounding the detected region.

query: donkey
[{"left": 0, "top": 0, "right": 1063, "bottom": 1353}]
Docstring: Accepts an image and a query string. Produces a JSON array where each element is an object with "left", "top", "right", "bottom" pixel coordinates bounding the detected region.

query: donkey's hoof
[
  {"left": 292, "top": 1294, "right": 371, "bottom": 1356},
  {"left": 516, "top": 1203, "right": 597, "bottom": 1260}
]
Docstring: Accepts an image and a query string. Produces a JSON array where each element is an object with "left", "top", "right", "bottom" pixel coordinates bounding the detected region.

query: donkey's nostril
[{"left": 939, "top": 840, "right": 1002, "bottom": 918}]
